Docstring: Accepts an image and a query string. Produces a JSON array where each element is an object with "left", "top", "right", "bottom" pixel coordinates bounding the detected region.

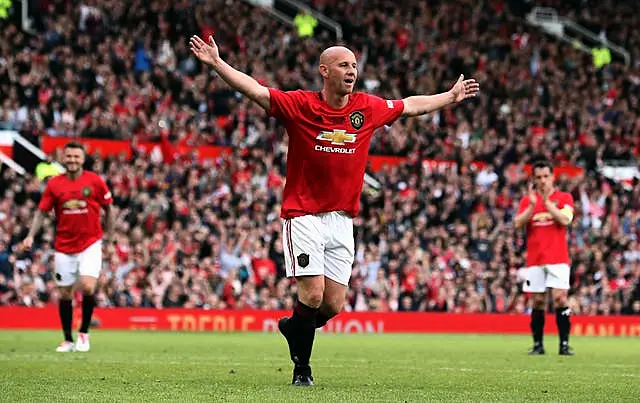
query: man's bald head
[
  {"left": 319, "top": 46, "right": 356, "bottom": 66},
  {"left": 318, "top": 46, "right": 358, "bottom": 97}
]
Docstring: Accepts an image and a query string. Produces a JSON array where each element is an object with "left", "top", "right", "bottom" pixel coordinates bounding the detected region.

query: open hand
[
  {"left": 450, "top": 74, "right": 480, "bottom": 103},
  {"left": 189, "top": 35, "right": 220, "bottom": 67}
]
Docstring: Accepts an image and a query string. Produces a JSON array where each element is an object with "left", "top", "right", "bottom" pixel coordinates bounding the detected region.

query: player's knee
[
  {"left": 297, "top": 286, "right": 323, "bottom": 308},
  {"left": 58, "top": 286, "right": 74, "bottom": 300},
  {"left": 296, "top": 276, "right": 325, "bottom": 308},
  {"left": 532, "top": 297, "right": 546, "bottom": 310},
  {"left": 301, "top": 292, "right": 323, "bottom": 309},
  {"left": 322, "top": 298, "right": 344, "bottom": 318},
  {"left": 553, "top": 294, "right": 567, "bottom": 307},
  {"left": 80, "top": 280, "right": 97, "bottom": 295},
  {"left": 325, "top": 303, "right": 342, "bottom": 318},
  {"left": 320, "top": 299, "right": 344, "bottom": 319}
]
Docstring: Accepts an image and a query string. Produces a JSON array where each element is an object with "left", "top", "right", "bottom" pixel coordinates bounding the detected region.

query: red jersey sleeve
[
  {"left": 38, "top": 183, "right": 55, "bottom": 212},
  {"left": 368, "top": 95, "right": 404, "bottom": 128},
  {"left": 96, "top": 176, "right": 113, "bottom": 206},
  {"left": 267, "top": 88, "right": 305, "bottom": 121},
  {"left": 517, "top": 197, "right": 530, "bottom": 215}
]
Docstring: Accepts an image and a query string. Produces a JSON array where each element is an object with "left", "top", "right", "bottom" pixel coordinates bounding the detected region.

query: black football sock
[
  {"left": 531, "top": 308, "right": 545, "bottom": 346},
  {"left": 59, "top": 299, "right": 73, "bottom": 342},
  {"left": 556, "top": 307, "right": 571, "bottom": 347},
  {"left": 289, "top": 300, "right": 318, "bottom": 367},
  {"left": 79, "top": 294, "right": 95, "bottom": 334},
  {"left": 315, "top": 312, "right": 332, "bottom": 329}
]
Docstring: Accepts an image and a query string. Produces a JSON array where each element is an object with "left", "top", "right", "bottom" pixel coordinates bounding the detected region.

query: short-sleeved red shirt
[
  {"left": 38, "top": 171, "right": 113, "bottom": 254},
  {"left": 268, "top": 89, "right": 404, "bottom": 218},
  {"left": 517, "top": 190, "right": 574, "bottom": 266}
]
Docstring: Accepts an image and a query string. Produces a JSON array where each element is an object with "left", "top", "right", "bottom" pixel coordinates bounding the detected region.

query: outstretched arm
[
  {"left": 190, "top": 35, "right": 270, "bottom": 111},
  {"left": 402, "top": 74, "right": 479, "bottom": 117}
]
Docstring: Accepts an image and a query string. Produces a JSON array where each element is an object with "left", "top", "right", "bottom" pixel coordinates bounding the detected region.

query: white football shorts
[
  {"left": 521, "top": 263, "right": 570, "bottom": 293},
  {"left": 282, "top": 211, "right": 354, "bottom": 286},
  {"left": 54, "top": 240, "right": 103, "bottom": 287}
]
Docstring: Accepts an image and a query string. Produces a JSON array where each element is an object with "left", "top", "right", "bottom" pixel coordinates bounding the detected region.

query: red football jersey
[
  {"left": 38, "top": 171, "right": 113, "bottom": 254},
  {"left": 517, "top": 190, "right": 574, "bottom": 266},
  {"left": 268, "top": 89, "right": 404, "bottom": 218}
]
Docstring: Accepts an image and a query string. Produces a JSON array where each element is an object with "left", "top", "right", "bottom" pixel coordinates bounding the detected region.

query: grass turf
[{"left": 0, "top": 331, "right": 638, "bottom": 402}]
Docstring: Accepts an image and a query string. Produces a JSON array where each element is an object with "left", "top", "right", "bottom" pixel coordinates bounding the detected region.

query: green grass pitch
[{"left": 0, "top": 331, "right": 638, "bottom": 402}]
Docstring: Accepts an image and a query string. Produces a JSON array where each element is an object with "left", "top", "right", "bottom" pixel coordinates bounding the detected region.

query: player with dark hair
[
  {"left": 23, "top": 142, "right": 114, "bottom": 352},
  {"left": 514, "top": 160, "right": 575, "bottom": 356},
  {"left": 189, "top": 35, "right": 479, "bottom": 385}
]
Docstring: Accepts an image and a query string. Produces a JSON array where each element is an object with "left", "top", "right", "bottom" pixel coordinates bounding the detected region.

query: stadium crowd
[{"left": 0, "top": 0, "right": 639, "bottom": 315}]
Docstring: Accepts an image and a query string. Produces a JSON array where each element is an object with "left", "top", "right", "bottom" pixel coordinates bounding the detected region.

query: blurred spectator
[
  {"left": 35, "top": 154, "right": 63, "bottom": 181},
  {"left": 294, "top": 11, "right": 318, "bottom": 38}
]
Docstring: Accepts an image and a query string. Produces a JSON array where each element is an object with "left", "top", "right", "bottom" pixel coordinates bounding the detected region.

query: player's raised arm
[
  {"left": 189, "top": 35, "right": 270, "bottom": 111},
  {"left": 402, "top": 74, "right": 479, "bottom": 117}
]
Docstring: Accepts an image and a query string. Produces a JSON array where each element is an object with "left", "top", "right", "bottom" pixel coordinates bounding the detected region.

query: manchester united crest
[
  {"left": 82, "top": 186, "right": 92, "bottom": 197},
  {"left": 297, "top": 253, "right": 310, "bottom": 268},
  {"left": 349, "top": 111, "right": 364, "bottom": 130}
]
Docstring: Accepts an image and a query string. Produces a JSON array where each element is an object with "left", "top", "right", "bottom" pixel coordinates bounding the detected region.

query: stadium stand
[{"left": 0, "top": 0, "right": 638, "bottom": 315}]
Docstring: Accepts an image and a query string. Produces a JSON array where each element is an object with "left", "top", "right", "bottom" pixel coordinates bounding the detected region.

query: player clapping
[{"left": 515, "top": 160, "right": 575, "bottom": 356}]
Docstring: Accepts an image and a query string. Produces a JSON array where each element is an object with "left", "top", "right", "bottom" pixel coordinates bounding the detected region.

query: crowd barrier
[{"left": 1, "top": 307, "right": 638, "bottom": 336}]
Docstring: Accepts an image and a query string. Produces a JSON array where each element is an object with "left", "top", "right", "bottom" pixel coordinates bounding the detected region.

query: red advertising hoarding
[
  {"left": 40, "top": 136, "right": 232, "bottom": 164},
  {"left": 41, "top": 136, "right": 134, "bottom": 159},
  {"left": 40, "top": 136, "right": 585, "bottom": 176},
  {"left": 1, "top": 307, "right": 638, "bottom": 336}
]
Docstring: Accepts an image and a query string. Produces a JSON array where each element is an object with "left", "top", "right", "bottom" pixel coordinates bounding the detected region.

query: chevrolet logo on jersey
[
  {"left": 315, "top": 130, "right": 357, "bottom": 154},
  {"left": 316, "top": 130, "right": 356, "bottom": 145},
  {"left": 62, "top": 199, "right": 87, "bottom": 210},
  {"left": 532, "top": 212, "right": 553, "bottom": 226},
  {"left": 61, "top": 199, "right": 89, "bottom": 215}
]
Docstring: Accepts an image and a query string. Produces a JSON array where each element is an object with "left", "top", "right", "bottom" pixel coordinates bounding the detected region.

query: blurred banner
[
  {"left": 1, "top": 307, "right": 638, "bottom": 336},
  {"left": 599, "top": 164, "right": 640, "bottom": 191},
  {"left": 0, "top": 130, "right": 14, "bottom": 158},
  {"left": 39, "top": 136, "right": 587, "bottom": 176}
]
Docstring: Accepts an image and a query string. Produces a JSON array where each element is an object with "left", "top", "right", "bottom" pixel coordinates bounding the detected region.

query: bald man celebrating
[{"left": 190, "top": 36, "right": 479, "bottom": 386}]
